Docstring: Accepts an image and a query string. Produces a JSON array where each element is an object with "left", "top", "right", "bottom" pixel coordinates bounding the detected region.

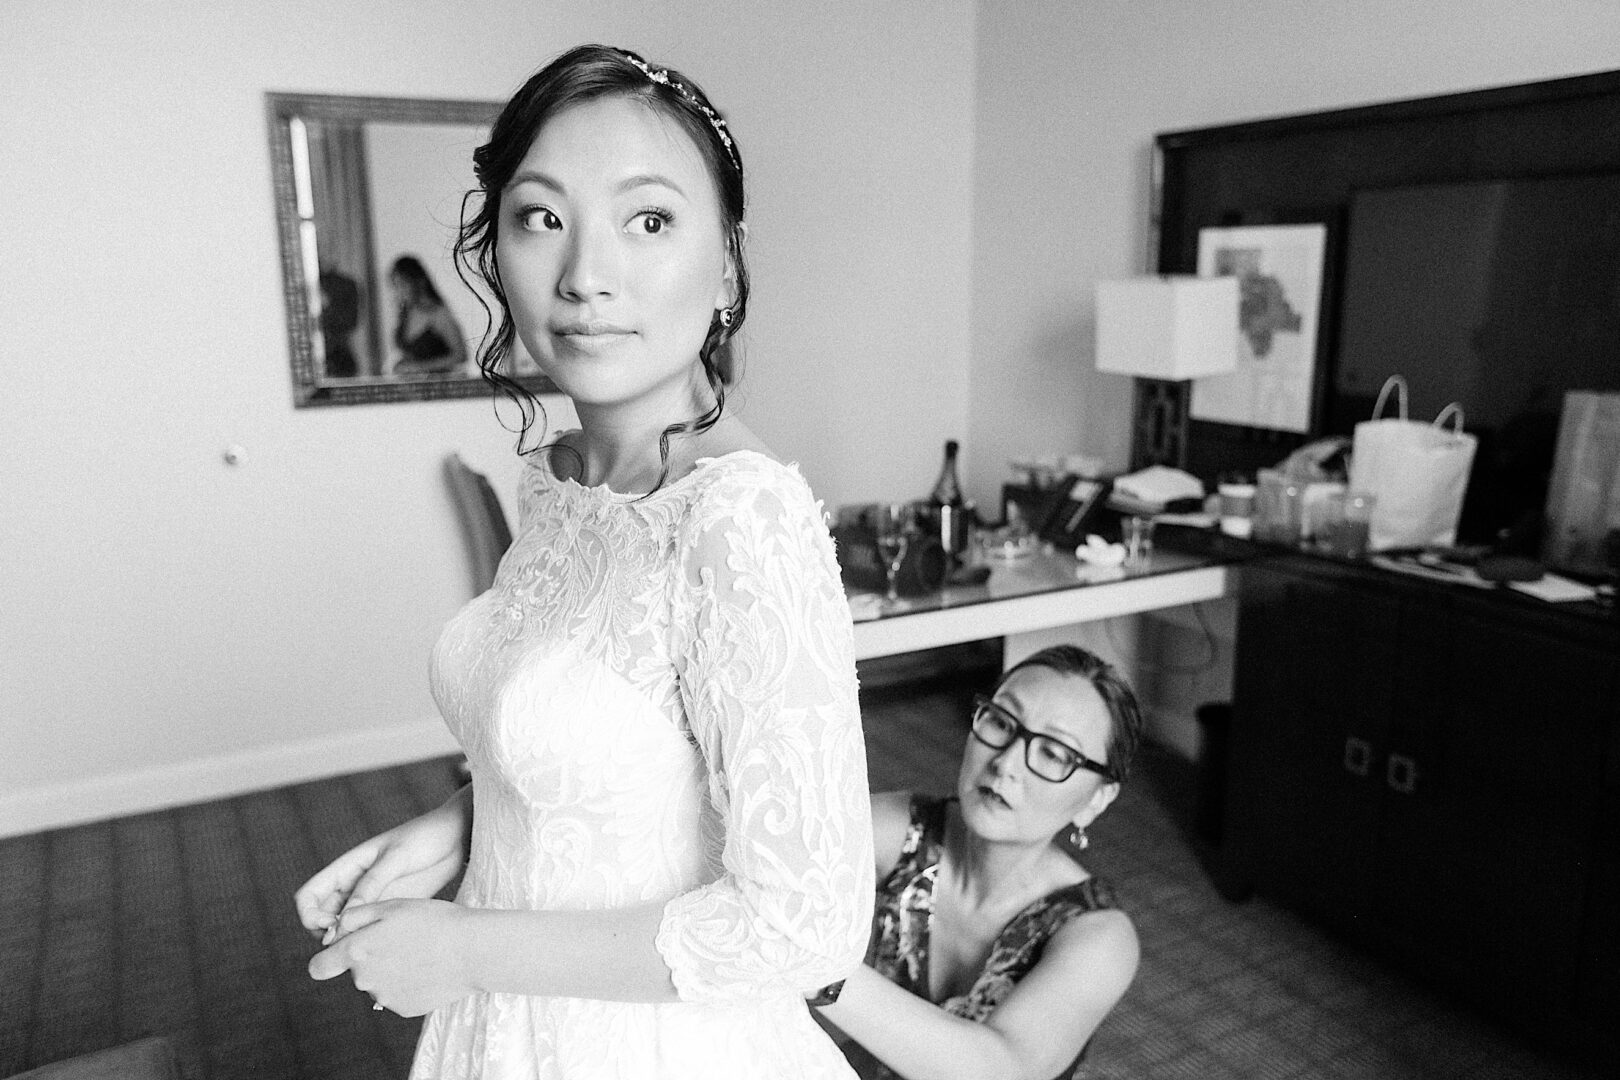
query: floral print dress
[{"left": 854, "top": 795, "right": 1119, "bottom": 1080}]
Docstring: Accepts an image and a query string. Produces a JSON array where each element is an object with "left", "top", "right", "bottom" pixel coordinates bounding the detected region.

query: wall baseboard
[{"left": 0, "top": 719, "right": 461, "bottom": 840}]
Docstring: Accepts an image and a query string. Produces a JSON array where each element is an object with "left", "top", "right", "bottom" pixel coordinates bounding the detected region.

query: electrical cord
[{"left": 1104, "top": 600, "right": 1220, "bottom": 675}]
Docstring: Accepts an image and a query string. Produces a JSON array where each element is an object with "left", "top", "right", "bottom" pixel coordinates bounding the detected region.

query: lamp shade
[{"left": 1095, "top": 275, "right": 1239, "bottom": 381}]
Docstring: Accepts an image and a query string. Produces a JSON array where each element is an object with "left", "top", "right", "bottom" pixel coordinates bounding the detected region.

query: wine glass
[{"left": 874, "top": 503, "right": 916, "bottom": 608}]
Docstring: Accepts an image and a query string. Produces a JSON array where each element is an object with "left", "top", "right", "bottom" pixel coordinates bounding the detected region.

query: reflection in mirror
[{"left": 267, "top": 93, "right": 556, "bottom": 406}]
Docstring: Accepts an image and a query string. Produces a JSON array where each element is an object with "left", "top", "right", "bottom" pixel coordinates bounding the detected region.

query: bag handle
[
  {"left": 1433, "top": 403, "right": 1466, "bottom": 434},
  {"left": 1371, "top": 375, "right": 1408, "bottom": 421}
]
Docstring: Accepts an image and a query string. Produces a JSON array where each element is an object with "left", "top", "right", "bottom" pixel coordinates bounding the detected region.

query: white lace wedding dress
[{"left": 410, "top": 449, "right": 873, "bottom": 1079}]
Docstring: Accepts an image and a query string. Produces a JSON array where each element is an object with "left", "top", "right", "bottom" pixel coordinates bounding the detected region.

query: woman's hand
[
  {"left": 307, "top": 899, "right": 476, "bottom": 1017},
  {"left": 294, "top": 786, "right": 470, "bottom": 941}
]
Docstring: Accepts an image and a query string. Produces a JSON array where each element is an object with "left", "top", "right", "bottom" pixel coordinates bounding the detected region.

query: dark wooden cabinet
[{"left": 1220, "top": 554, "right": 1620, "bottom": 1066}]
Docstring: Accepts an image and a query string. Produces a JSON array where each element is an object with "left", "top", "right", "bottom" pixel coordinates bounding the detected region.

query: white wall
[
  {"left": 0, "top": 0, "right": 976, "bottom": 835},
  {"left": 965, "top": 0, "right": 1620, "bottom": 511}
]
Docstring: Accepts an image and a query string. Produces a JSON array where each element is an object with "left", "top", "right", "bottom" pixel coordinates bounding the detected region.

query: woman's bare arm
[{"left": 817, "top": 909, "right": 1139, "bottom": 1080}]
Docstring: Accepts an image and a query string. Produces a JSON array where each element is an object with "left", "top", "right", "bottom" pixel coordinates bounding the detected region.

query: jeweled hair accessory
[{"left": 618, "top": 49, "right": 741, "bottom": 174}]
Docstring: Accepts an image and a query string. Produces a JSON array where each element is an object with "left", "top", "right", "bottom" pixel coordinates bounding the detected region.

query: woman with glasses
[{"left": 815, "top": 645, "right": 1142, "bottom": 1080}]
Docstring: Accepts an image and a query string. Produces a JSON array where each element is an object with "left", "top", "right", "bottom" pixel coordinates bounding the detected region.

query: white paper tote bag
[{"left": 1348, "top": 376, "right": 1479, "bottom": 551}]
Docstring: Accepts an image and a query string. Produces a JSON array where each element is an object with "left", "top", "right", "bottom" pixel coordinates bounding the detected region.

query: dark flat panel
[{"left": 1155, "top": 68, "right": 1620, "bottom": 486}]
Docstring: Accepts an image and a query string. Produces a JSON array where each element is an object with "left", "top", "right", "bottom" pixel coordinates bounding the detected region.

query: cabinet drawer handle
[
  {"left": 1343, "top": 736, "right": 1373, "bottom": 777},
  {"left": 1386, "top": 753, "right": 1419, "bottom": 795}
]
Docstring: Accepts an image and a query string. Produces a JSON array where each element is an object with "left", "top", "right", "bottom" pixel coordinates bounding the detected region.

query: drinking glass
[
  {"left": 874, "top": 503, "right": 916, "bottom": 606},
  {"left": 1337, "top": 491, "right": 1376, "bottom": 558},
  {"left": 1254, "top": 469, "right": 1305, "bottom": 546},
  {"left": 1123, "top": 516, "right": 1157, "bottom": 567}
]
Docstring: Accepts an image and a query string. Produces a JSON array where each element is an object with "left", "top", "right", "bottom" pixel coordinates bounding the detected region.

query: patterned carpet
[
  {"left": 0, "top": 760, "right": 457, "bottom": 1080},
  {"left": 0, "top": 657, "right": 1605, "bottom": 1079}
]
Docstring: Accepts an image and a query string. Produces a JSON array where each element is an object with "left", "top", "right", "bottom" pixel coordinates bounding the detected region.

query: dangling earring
[
  {"left": 1068, "top": 824, "right": 1089, "bottom": 850},
  {"left": 717, "top": 307, "right": 734, "bottom": 328}
]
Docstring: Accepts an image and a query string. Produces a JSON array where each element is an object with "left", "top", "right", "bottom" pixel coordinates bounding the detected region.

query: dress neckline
[
  {"left": 532, "top": 438, "right": 783, "bottom": 502},
  {"left": 921, "top": 797, "right": 1099, "bottom": 1002}
]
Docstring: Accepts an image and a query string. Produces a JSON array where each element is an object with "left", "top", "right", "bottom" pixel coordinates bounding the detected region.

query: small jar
[{"left": 1218, "top": 482, "right": 1256, "bottom": 538}]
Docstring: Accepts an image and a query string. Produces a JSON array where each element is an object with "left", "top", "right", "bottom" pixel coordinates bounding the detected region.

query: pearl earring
[{"left": 718, "top": 307, "right": 734, "bottom": 328}]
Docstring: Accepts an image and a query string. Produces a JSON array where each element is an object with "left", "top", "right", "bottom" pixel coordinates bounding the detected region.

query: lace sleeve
[{"left": 658, "top": 461, "right": 875, "bottom": 1004}]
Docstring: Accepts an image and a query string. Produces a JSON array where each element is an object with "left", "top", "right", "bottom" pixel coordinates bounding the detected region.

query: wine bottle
[
  {"left": 931, "top": 440, "right": 964, "bottom": 507},
  {"left": 930, "top": 440, "right": 967, "bottom": 559}
]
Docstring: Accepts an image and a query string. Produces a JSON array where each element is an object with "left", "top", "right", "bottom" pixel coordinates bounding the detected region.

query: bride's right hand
[{"left": 294, "top": 785, "right": 472, "bottom": 941}]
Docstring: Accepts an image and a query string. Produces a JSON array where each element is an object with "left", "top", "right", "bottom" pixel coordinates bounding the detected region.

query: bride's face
[{"left": 495, "top": 95, "right": 735, "bottom": 411}]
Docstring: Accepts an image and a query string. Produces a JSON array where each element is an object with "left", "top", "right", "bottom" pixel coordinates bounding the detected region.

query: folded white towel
[{"left": 1112, "top": 465, "right": 1205, "bottom": 507}]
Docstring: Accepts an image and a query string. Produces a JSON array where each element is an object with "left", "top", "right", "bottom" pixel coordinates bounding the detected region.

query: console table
[
  {"left": 849, "top": 544, "right": 1233, "bottom": 661},
  {"left": 1219, "top": 551, "right": 1620, "bottom": 1070}
]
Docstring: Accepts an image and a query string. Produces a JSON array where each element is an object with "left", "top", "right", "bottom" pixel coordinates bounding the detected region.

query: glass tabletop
[{"left": 847, "top": 541, "right": 1231, "bottom": 623}]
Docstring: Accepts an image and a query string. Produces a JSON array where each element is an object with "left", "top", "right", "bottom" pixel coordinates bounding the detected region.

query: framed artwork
[{"left": 1190, "top": 223, "right": 1327, "bottom": 434}]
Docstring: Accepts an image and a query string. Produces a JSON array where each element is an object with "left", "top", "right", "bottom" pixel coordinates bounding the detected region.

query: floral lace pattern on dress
[{"left": 412, "top": 450, "right": 873, "bottom": 1079}]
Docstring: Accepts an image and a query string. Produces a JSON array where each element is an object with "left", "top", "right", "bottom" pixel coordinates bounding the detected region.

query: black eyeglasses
[{"left": 970, "top": 695, "right": 1117, "bottom": 784}]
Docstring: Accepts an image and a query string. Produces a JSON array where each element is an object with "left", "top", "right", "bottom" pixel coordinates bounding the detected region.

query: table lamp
[{"left": 1095, "top": 275, "right": 1240, "bottom": 470}]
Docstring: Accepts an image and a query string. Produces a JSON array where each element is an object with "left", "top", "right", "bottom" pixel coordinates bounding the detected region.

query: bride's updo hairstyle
[{"left": 456, "top": 44, "right": 749, "bottom": 461}]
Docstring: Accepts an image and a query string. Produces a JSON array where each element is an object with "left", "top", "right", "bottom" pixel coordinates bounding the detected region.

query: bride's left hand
[{"left": 308, "top": 899, "right": 475, "bottom": 1017}]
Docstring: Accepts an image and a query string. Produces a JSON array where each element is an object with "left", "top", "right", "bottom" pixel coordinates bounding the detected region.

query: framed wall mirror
[{"left": 266, "top": 92, "right": 557, "bottom": 406}]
